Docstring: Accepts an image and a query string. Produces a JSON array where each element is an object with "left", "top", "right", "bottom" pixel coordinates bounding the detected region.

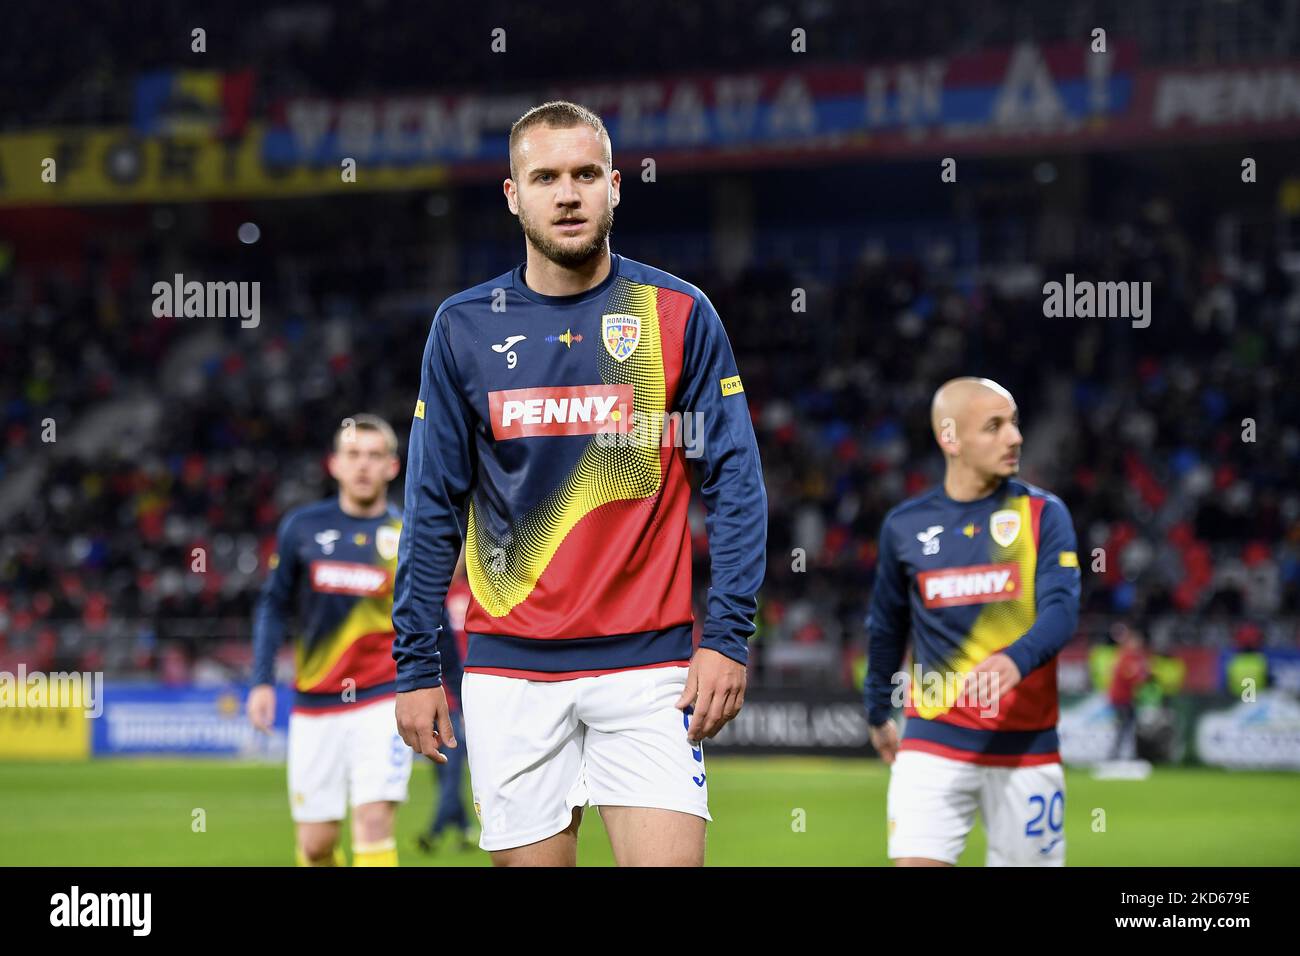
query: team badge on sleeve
[
  {"left": 602, "top": 313, "right": 640, "bottom": 362},
  {"left": 990, "top": 510, "right": 1022, "bottom": 547},
  {"left": 376, "top": 525, "right": 401, "bottom": 561}
]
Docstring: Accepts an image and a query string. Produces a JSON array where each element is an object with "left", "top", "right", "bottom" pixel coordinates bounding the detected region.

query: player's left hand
[
  {"left": 963, "top": 653, "right": 1022, "bottom": 710},
  {"left": 676, "top": 647, "right": 746, "bottom": 744}
]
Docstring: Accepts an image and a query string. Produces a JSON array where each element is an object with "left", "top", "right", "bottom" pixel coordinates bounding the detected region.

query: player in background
[
  {"left": 392, "top": 101, "right": 767, "bottom": 866},
  {"left": 864, "top": 378, "right": 1081, "bottom": 866},
  {"left": 1107, "top": 621, "right": 1150, "bottom": 761},
  {"left": 415, "top": 551, "right": 473, "bottom": 854},
  {"left": 248, "top": 415, "right": 414, "bottom": 866}
]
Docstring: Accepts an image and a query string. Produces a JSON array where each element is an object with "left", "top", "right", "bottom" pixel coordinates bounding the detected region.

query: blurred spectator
[{"left": 1107, "top": 622, "right": 1151, "bottom": 760}]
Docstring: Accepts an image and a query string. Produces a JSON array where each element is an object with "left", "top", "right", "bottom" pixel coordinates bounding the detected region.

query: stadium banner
[
  {"left": 261, "top": 48, "right": 1300, "bottom": 176},
  {"left": 1215, "top": 648, "right": 1300, "bottom": 698},
  {"left": 708, "top": 687, "right": 1300, "bottom": 765},
  {"left": 706, "top": 687, "right": 872, "bottom": 755},
  {"left": 261, "top": 42, "right": 1300, "bottom": 175},
  {"left": 132, "top": 69, "right": 255, "bottom": 138},
  {"left": 265, "top": 40, "right": 1140, "bottom": 173},
  {"left": 1061, "top": 689, "right": 1300, "bottom": 769},
  {"left": 0, "top": 704, "right": 90, "bottom": 760},
  {"left": 1194, "top": 690, "right": 1300, "bottom": 771},
  {"left": 7, "top": 45, "right": 1300, "bottom": 205},
  {"left": 0, "top": 124, "right": 447, "bottom": 207},
  {"left": 91, "top": 684, "right": 290, "bottom": 758},
  {"left": 1058, "top": 691, "right": 1192, "bottom": 765}
]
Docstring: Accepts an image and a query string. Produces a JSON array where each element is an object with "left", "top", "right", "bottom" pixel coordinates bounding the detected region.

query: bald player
[{"left": 863, "top": 377, "right": 1081, "bottom": 866}]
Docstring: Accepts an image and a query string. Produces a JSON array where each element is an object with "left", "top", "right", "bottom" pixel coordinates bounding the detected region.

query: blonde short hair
[
  {"left": 509, "top": 100, "right": 612, "bottom": 179},
  {"left": 333, "top": 414, "right": 398, "bottom": 455}
]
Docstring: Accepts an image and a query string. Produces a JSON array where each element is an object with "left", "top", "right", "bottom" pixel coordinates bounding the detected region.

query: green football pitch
[{"left": 2, "top": 757, "right": 1298, "bottom": 866}]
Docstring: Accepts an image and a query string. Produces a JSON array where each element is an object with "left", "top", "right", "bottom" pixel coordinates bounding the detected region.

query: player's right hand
[
  {"left": 395, "top": 686, "right": 457, "bottom": 764},
  {"left": 869, "top": 719, "right": 900, "bottom": 765},
  {"left": 247, "top": 684, "right": 276, "bottom": 734}
]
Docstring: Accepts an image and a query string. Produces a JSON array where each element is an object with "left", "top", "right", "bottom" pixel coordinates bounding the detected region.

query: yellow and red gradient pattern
[
  {"left": 464, "top": 278, "right": 696, "bottom": 638},
  {"left": 295, "top": 520, "right": 402, "bottom": 695},
  {"left": 909, "top": 495, "right": 1058, "bottom": 729}
]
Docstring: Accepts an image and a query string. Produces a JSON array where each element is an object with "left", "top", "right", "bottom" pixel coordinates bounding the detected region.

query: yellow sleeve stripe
[
  {"left": 1059, "top": 551, "right": 1079, "bottom": 568},
  {"left": 720, "top": 375, "right": 744, "bottom": 396},
  {"left": 414, "top": 399, "right": 425, "bottom": 420}
]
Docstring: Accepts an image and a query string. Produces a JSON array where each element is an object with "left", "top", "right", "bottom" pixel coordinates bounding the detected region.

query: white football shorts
[
  {"left": 461, "top": 665, "right": 711, "bottom": 852},
  {"left": 887, "top": 749, "right": 1066, "bottom": 866},
  {"left": 287, "top": 696, "right": 413, "bottom": 823}
]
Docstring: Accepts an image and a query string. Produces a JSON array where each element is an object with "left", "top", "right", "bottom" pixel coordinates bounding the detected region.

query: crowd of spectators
[{"left": 2, "top": 173, "right": 1297, "bottom": 686}]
